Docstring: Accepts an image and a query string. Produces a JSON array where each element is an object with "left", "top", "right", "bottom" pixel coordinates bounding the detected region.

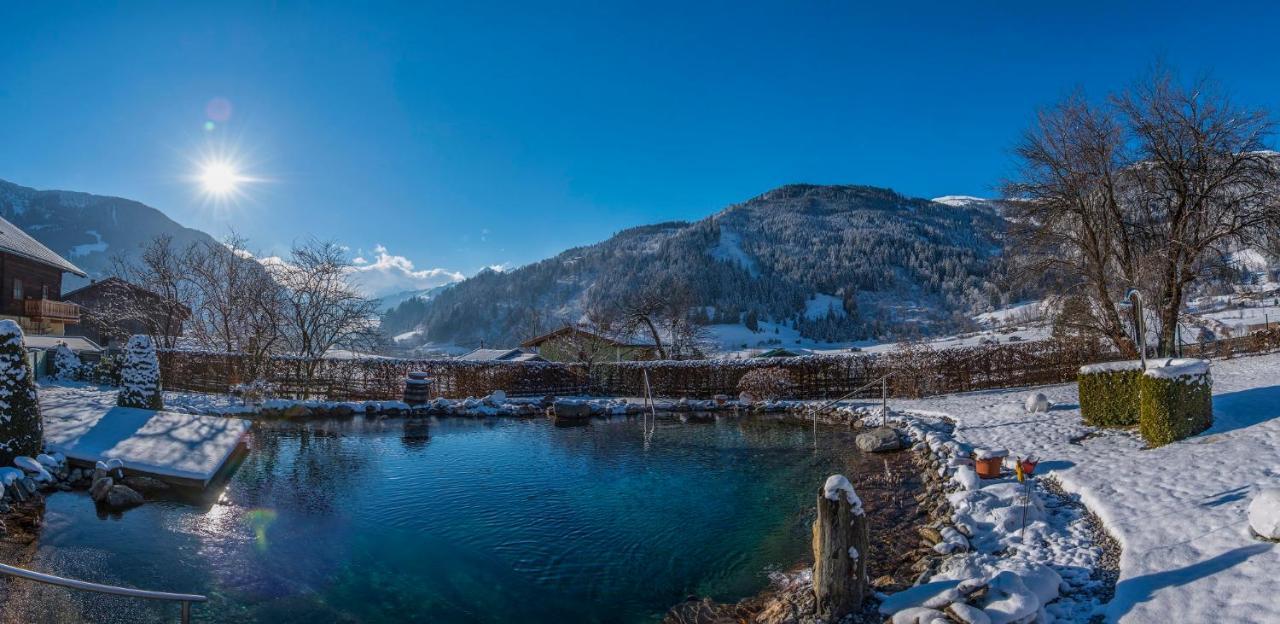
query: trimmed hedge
[
  {"left": 1139, "top": 362, "right": 1213, "bottom": 448},
  {"left": 1078, "top": 364, "right": 1143, "bottom": 427}
]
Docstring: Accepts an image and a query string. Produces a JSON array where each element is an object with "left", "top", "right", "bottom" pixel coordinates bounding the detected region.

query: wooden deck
[{"left": 41, "top": 386, "right": 251, "bottom": 487}]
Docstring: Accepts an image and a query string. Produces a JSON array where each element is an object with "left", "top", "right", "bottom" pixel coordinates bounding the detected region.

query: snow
[
  {"left": 879, "top": 350, "right": 1280, "bottom": 623},
  {"left": 1079, "top": 360, "right": 1145, "bottom": 374},
  {"left": 1024, "top": 392, "right": 1050, "bottom": 413},
  {"left": 804, "top": 293, "right": 847, "bottom": 321},
  {"left": 1142, "top": 358, "right": 1210, "bottom": 380},
  {"left": 822, "top": 474, "right": 864, "bottom": 513},
  {"left": 706, "top": 227, "right": 759, "bottom": 277},
  {"left": 41, "top": 384, "right": 251, "bottom": 485},
  {"left": 1247, "top": 489, "right": 1280, "bottom": 540},
  {"left": 932, "top": 195, "right": 989, "bottom": 207},
  {"left": 69, "top": 229, "right": 108, "bottom": 257}
]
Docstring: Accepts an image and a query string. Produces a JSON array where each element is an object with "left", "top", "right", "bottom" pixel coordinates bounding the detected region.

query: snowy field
[{"left": 885, "top": 351, "right": 1280, "bottom": 623}]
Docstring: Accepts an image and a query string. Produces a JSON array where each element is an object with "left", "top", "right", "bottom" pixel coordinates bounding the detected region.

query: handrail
[{"left": 0, "top": 562, "right": 206, "bottom": 622}]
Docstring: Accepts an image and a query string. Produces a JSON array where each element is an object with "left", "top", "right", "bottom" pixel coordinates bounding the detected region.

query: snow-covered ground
[{"left": 883, "top": 351, "right": 1280, "bottom": 623}]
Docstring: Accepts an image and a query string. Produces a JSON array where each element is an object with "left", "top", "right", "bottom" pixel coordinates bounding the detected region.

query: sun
[{"left": 200, "top": 161, "right": 243, "bottom": 195}]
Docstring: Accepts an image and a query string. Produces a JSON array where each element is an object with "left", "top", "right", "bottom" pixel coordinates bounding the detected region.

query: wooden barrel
[{"left": 403, "top": 371, "right": 432, "bottom": 405}]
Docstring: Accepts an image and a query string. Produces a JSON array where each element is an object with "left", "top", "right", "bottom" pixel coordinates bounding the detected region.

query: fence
[{"left": 155, "top": 328, "right": 1280, "bottom": 403}]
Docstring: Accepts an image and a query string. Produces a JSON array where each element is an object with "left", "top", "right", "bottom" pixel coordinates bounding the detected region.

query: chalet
[
  {"left": 457, "top": 347, "right": 546, "bottom": 362},
  {"left": 0, "top": 215, "right": 86, "bottom": 337},
  {"left": 520, "top": 325, "right": 659, "bottom": 362},
  {"left": 63, "top": 277, "right": 191, "bottom": 349}
]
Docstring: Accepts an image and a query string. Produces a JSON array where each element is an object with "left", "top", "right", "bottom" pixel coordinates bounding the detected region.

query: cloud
[{"left": 346, "top": 244, "right": 464, "bottom": 298}]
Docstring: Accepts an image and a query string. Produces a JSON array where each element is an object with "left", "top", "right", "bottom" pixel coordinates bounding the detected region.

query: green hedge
[
  {"left": 1078, "top": 366, "right": 1143, "bottom": 427},
  {"left": 1139, "top": 368, "right": 1213, "bottom": 448}
]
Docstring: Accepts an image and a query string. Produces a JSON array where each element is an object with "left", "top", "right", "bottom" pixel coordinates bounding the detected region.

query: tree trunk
[{"left": 812, "top": 479, "right": 868, "bottom": 620}]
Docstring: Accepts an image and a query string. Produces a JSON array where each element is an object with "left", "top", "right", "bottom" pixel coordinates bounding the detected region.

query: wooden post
[{"left": 812, "top": 475, "right": 868, "bottom": 620}]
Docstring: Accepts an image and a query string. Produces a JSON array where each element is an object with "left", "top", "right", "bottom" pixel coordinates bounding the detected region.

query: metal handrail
[{"left": 0, "top": 562, "right": 206, "bottom": 623}]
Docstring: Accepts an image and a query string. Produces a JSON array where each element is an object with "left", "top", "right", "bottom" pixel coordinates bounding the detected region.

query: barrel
[{"left": 403, "top": 371, "right": 432, "bottom": 405}]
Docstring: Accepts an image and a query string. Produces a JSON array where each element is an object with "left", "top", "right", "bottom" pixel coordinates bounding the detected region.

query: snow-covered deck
[
  {"left": 890, "top": 351, "right": 1280, "bottom": 623},
  {"left": 40, "top": 384, "right": 251, "bottom": 487}
]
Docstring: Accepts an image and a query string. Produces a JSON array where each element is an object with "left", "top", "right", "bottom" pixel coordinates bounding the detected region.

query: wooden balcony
[{"left": 24, "top": 298, "right": 80, "bottom": 323}]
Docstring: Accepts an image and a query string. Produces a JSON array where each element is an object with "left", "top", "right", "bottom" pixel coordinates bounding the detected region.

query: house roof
[
  {"left": 520, "top": 325, "right": 655, "bottom": 349},
  {"left": 24, "top": 335, "right": 103, "bottom": 353},
  {"left": 0, "top": 215, "right": 86, "bottom": 277},
  {"left": 457, "top": 348, "right": 546, "bottom": 362}
]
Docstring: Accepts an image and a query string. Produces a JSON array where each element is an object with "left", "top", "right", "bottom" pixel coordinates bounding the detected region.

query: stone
[
  {"left": 283, "top": 404, "right": 312, "bottom": 418},
  {"left": 856, "top": 426, "right": 903, "bottom": 452},
  {"left": 872, "top": 575, "right": 898, "bottom": 589},
  {"left": 1024, "top": 392, "right": 1050, "bottom": 413},
  {"left": 553, "top": 400, "right": 591, "bottom": 419},
  {"left": 331, "top": 405, "right": 355, "bottom": 417},
  {"left": 104, "top": 485, "right": 144, "bottom": 510},
  {"left": 1248, "top": 488, "right": 1280, "bottom": 540},
  {"left": 122, "top": 476, "right": 170, "bottom": 494},
  {"left": 13, "top": 456, "right": 42, "bottom": 473},
  {"left": 946, "top": 603, "right": 992, "bottom": 624},
  {"left": 90, "top": 476, "right": 114, "bottom": 502},
  {"left": 916, "top": 526, "right": 944, "bottom": 545}
]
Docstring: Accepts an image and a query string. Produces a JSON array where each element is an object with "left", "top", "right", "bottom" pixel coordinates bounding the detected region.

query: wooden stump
[{"left": 812, "top": 474, "right": 868, "bottom": 620}]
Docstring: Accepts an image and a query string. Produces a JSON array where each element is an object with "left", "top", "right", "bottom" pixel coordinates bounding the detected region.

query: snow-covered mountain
[
  {"left": 384, "top": 184, "right": 1024, "bottom": 349},
  {"left": 0, "top": 179, "right": 222, "bottom": 289}
]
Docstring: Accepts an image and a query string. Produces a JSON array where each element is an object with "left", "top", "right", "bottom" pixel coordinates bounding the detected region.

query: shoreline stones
[{"left": 855, "top": 426, "right": 904, "bottom": 453}]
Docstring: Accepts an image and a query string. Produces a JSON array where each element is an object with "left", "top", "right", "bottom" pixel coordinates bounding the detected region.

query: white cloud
[{"left": 346, "top": 243, "right": 464, "bottom": 298}]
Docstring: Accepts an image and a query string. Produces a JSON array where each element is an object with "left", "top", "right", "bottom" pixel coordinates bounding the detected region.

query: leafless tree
[
  {"left": 1005, "top": 69, "right": 1280, "bottom": 357},
  {"left": 187, "top": 234, "right": 286, "bottom": 380},
  {"left": 107, "top": 235, "right": 198, "bottom": 349},
  {"left": 271, "top": 239, "right": 379, "bottom": 392},
  {"left": 617, "top": 282, "right": 710, "bottom": 360}
]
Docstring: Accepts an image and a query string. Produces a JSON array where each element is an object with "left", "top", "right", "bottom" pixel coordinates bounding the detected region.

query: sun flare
[{"left": 200, "top": 161, "right": 243, "bottom": 195}]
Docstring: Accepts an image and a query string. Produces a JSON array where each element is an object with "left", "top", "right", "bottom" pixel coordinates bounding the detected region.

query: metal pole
[{"left": 881, "top": 377, "right": 888, "bottom": 427}]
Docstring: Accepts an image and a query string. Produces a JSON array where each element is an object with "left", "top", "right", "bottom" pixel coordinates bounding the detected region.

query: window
[{"left": 12, "top": 278, "right": 21, "bottom": 301}]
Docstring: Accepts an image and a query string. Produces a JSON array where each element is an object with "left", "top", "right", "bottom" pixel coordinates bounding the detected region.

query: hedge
[
  {"left": 1138, "top": 360, "right": 1213, "bottom": 448},
  {"left": 1078, "top": 361, "right": 1144, "bottom": 427}
]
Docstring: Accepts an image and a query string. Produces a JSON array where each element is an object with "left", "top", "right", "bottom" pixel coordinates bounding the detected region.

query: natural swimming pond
[{"left": 4, "top": 414, "right": 902, "bottom": 623}]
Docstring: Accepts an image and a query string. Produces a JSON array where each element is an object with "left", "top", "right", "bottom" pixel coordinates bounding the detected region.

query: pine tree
[
  {"left": 0, "top": 320, "right": 42, "bottom": 464},
  {"left": 118, "top": 335, "right": 164, "bottom": 410}
]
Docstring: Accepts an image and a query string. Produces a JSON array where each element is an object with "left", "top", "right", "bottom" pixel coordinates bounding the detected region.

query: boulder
[
  {"left": 331, "top": 404, "right": 356, "bottom": 417},
  {"left": 90, "top": 476, "right": 114, "bottom": 502},
  {"left": 1248, "top": 488, "right": 1280, "bottom": 540},
  {"left": 104, "top": 485, "right": 144, "bottom": 510},
  {"left": 553, "top": 400, "right": 591, "bottom": 419},
  {"left": 282, "top": 404, "right": 312, "bottom": 418},
  {"left": 13, "top": 456, "right": 42, "bottom": 473},
  {"left": 122, "top": 476, "right": 170, "bottom": 494},
  {"left": 856, "top": 427, "right": 903, "bottom": 453},
  {"left": 1023, "top": 392, "right": 1050, "bottom": 413}
]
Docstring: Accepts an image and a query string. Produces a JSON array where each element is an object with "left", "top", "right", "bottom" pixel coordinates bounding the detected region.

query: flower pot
[
  {"left": 1019, "top": 459, "right": 1038, "bottom": 477},
  {"left": 974, "top": 457, "right": 1003, "bottom": 479}
]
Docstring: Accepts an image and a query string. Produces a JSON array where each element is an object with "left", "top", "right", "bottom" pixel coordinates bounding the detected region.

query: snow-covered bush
[
  {"left": 53, "top": 344, "right": 82, "bottom": 381},
  {"left": 1139, "top": 359, "right": 1212, "bottom": 447},
  {"left": 0, "top": 320, "right": 42, "bottom": 464},
  {"left": 117, "top": 335, "right": 164, "bottom": 410},
  {"left": 93, "top": 353, "right": 123, "bottom": 386},
  {"left": 231, "top": 379, "right": 274, "bottom": 406},
  {"left": 1078, "top": 361, "right": 1143, "bottom": 427},
  {"left": 1248, "top": 488, "right": 1280, "bottom": 540},
  {"left": 736, "top": 367, "right": 794, "bottom": 401}
]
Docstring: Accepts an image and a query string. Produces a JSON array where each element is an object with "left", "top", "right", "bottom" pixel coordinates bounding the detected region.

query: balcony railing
[{"left": 23, "top": 298, "right": 80, "bottom": 322}]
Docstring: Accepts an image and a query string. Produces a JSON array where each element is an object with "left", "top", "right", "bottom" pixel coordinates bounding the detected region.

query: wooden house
[
  {"left": 63, "top": 276, "right": 190, "bottom": 349},
  {"left": 0, "top": 215, "right": 85, "bottom": 336},
  {"left": 520, "top": 325, "right": 659, "bottom": 363}
]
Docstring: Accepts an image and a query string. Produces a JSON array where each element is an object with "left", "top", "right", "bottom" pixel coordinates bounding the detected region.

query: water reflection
[{"left": 11, "top": 414, "right": 888, "bottom": 623}]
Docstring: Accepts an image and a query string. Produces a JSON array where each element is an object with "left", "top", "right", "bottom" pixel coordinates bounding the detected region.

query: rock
[
  {"left": 872, "top": 575, "right": 898, "bottom": 589},
  {"left": 946, "top": 602, "right": 992, "bottom": 624},
  {"left": 104, "top": 485, "right": 144, "bottom": 510},
  {"left": 331, "top": 404, "right": 355, "bottom": 417},
  {"left": 856, "top": 426, "right": 903, "bottom": 452},
  {"left": 69, "top": 468, "right": 83, "bottom": 482},
  {"left": 553, "top": 400, "right": 591, "bottom": 419},
  {"left": 890, "top": 607, "right": 949, "bottom": 624},
  {"left": 486, "top": 390, "right": 507, "bottom": 405},
  {"left": 980, "top": 571, "right": 1040, "bottom": 624},
  {"left": 36, "top": 453, "right": 59, "bottom": 468},
  {"left": 13, "top": 456, "right": 42, "bottom": 473},
  {"left": 917, "top": 526, "right": 944, "bottom": 545},
  {"left": 1023, "top": 392, "right": 1050, "bottom": 413},
  {"left": 1248, "top": 488, "right": 1280, "bottom": 540},
  {"left": 283, "top": 404, "right": 312, "bottom": 418},
  {"left": 122, "top": 476, "right": 170, "bottom": 494},
  {"left": 90, "top": 476, "right": 114, "bottom": 502}
]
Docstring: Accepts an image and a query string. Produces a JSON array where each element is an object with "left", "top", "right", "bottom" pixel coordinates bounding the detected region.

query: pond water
[{"left": 7, "top": 414, "right": 889, "bottom": 623}]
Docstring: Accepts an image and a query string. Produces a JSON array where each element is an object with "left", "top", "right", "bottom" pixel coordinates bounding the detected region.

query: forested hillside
[{"left": 385, "top": 184, "right": 1021, "bottom": 349}]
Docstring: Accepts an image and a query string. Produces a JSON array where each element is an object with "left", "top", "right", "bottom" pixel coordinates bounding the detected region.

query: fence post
[{"left": 812, "top": 475, "right": 868, "bottom": 620}]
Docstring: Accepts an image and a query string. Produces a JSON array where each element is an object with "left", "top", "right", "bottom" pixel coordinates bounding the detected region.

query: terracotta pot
[
  {"left": 1020, "top": 459, "right": 1038, "bottom": 476},
  {"left": 974, "top": 457, "right": 1003, "bottom": 479}
]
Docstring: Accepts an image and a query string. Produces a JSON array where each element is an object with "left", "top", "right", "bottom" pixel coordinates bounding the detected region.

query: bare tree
[
  {"left": 1005, "top": 69, "right": 1280, "bottom": 357},
  {"left": 616, "top": 282, "right": 710, "bottom": 360},
  {"left": 1114, "top": 71, "right": 1280, "bottom": 354},
  {"left": 187, "top": 234, "right": 286, "bottom": 380},
  {"left": 107, "top": 235, "right": 198, "bottom": 350},
  {"left": 272, "top": 239, "right": 379, "bottom": 392}
]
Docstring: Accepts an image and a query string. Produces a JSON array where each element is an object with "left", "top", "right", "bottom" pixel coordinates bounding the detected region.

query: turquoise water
[{"left": 12, "top": 415, "right": 877, "bottom": 623}]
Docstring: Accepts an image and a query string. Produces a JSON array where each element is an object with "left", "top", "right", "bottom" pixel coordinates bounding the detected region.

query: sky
[{"left": 3, "top": 1, "right": 1280, "bottom": 297}]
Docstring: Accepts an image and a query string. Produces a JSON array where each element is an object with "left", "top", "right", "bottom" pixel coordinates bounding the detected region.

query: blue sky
[{"left": 3, "top": 1, "right": 1280, "bottom": 296}]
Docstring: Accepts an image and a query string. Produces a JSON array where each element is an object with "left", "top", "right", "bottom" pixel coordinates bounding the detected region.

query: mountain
[
  {"left": 0, "top": 179, "right": 221, "bottom": 289},
  {"left": 383, "top": 184, "right": 1017, "bottom": 349},
  {"left": 377, "top": 283, "right": 451, "bottom": 313}
]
